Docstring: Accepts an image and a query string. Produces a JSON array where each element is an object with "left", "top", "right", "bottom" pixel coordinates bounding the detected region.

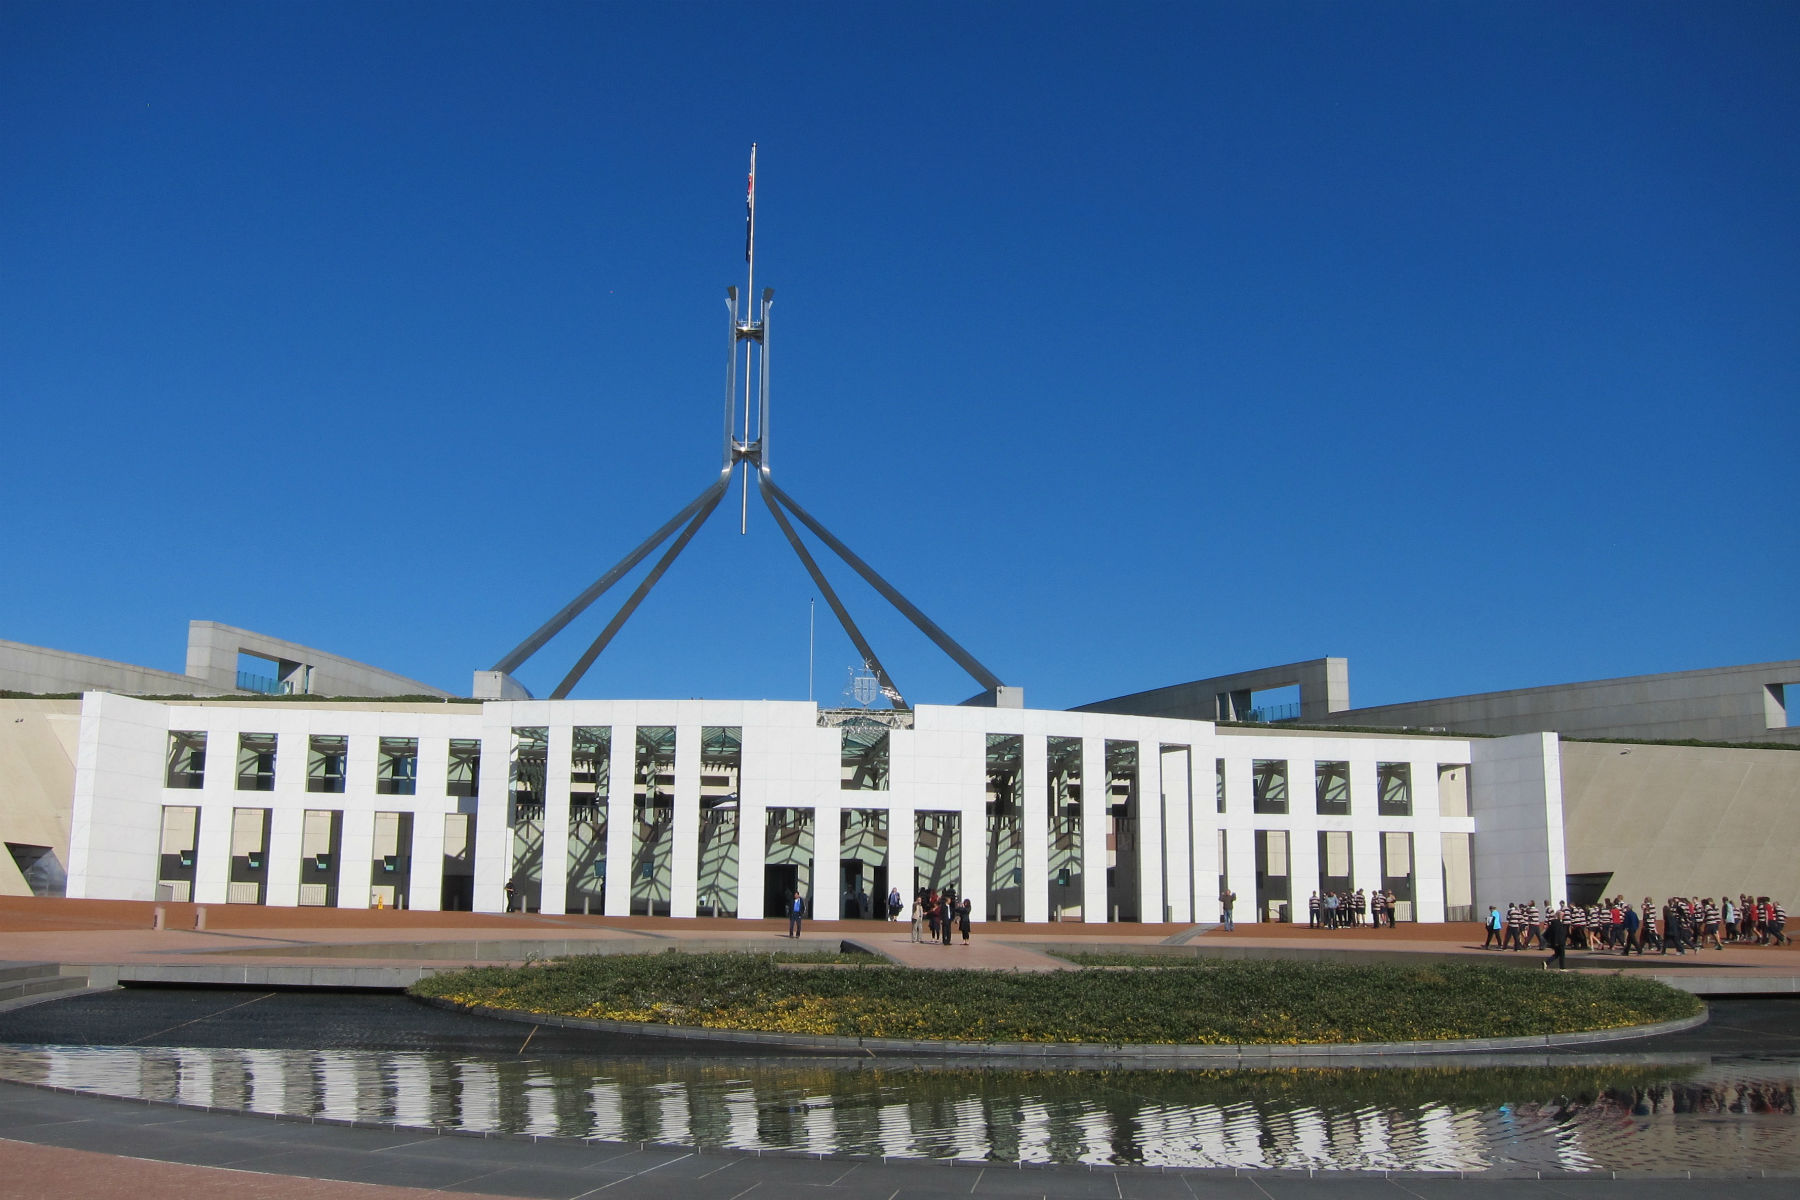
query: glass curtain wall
[
  {"left": 698, "top": 727, "right": 741, "bottom": 917},
  {"left": 839, "top": 809, "right": 888, "bottom": 918},
  {"left": 1105, "top": 740, "right": 1139, "bottom": 922},
  {"left": 1046, "top": 737, "right": 1082, "bottom": 920},
  {"left": 763, "top": 807, "right": 814, "bottom": 918},
  {"left": 986, "top": 734, "right": 1023, "bottom": 920},
  {"left": 915, "top": 811, "right": 961, "bottom": 898},
  {"left": 509, "top": 727, "right": 548, "bottom": 911},
  {"left": 566, "top": 727, "right": 610, "bottom": 914},
  {"left": 632, "top": 726, "right": 676, "bottom": 916}
]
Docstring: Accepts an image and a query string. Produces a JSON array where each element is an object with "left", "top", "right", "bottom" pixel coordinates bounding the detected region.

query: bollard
[
  {"left": 152, "top": 906, "right": 165, "bottom": 931},
  {"left": 583, "top": 897, "right": 590, "bottom": 915},
  {"left": 194, "top": 906, "right": 206, "bottom": 931}
]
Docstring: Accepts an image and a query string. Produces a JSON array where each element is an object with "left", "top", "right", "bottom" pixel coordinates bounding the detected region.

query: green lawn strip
[{"left": 411, "top": 951, "right": 1700, "bottom": 1044}]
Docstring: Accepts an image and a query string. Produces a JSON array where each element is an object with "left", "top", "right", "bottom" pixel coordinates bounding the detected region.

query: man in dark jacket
[
  {"left": 1544, "top": 911, "right": 1569, "bottom": 969},
  {"left": 1620, "top": 904, "right": 1641, "bottom": 954}
]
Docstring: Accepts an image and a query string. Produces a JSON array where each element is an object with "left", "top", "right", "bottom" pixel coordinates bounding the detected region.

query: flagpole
[
  {"left": 740, "top": 143, "right": 757, "bottom": 534},
  {"left": 807, "top": 596, "right": 815, "bottom": 703}
]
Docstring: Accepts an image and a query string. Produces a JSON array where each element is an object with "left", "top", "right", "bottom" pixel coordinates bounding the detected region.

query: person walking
[
  {"left": 909, "top": 894, "right": 924, "bottom": 943},
  {"left": 1661, "top": 898, "right": 1688, "bottom": 955},
  {"left": 1503, "top": 902, "right": 1525, "bottom": 950},
  {"left": 1219, "top": 888, "right": 1236, "bottom": 932},
  {"left": 1619, "top": 902, "right": 1641, "bottom": 955},
  {"left": 1544, "top": 909, "right": 1569, "bottom": 969},
  {"left": 1483, "top": 905, "right": 1503, "bottom": 949},
  {"left": 958, "top": 897, "right": 972, "bottom": 945}
]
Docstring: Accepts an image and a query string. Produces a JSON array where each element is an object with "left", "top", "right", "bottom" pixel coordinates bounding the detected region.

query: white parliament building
[
  {"left": 67, "top": 691, "right": 1517, "bottom": 926},
  {"left": 5, "top": 624, "right": 1797, "bottom": 925}
]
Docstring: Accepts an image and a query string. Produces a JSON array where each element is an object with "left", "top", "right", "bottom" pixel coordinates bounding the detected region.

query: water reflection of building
[{"left": 8, "top": 1045, "right": 1795, "bottom": 1172}]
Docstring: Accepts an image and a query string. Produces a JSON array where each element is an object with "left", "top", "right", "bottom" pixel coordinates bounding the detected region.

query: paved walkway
[{"left": 2, "top": 898, "right": 1793, "bottom": 991}]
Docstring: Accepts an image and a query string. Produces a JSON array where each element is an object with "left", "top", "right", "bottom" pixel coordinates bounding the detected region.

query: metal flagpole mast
[
  {"left": 490, "top": 146, "right": 1007, "bottom": 704},
  {"left": 740, "top": 143, "right": 757, "bottom": 533}
]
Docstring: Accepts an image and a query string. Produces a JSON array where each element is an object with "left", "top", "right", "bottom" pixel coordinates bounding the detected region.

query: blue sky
[{"left": 4, "top": 1, "right": 1795, "bottom": 710}]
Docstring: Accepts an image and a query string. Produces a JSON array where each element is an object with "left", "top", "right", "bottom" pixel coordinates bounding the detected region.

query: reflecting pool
[{"left": 0, "top": 1043, "right": 1794, "bottom": 1173}]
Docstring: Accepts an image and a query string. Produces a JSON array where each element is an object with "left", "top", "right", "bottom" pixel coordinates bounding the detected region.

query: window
[
  {"left": 1377, "top": 763, "right": 1412, "bottom": 816},
  {"left": 377, "top": 738, "right": 418, "bottom": 795},
  {"left": 236, "top": 733, "right": 277, "bottom": 792},
  {"left": 447, "top": 739, "right": 481, "bottom": 797},
  {"left": 1314, "top": 760, "right": 1350, "bottom": 815},
  {"left": 165, "top": 731, "right": 206, "bottom": 790},
  {"left": 307, "top": 735, "right": 348, "bottom": 794},
  {"left": 840, "top": 720, "right": 890, "bottom": 791},
  {"left": 1252, "top": 760, "right": 1288, "bottom": 815},
  {"left": 510, "top": 727, "right": 548, "bottom": 821}
]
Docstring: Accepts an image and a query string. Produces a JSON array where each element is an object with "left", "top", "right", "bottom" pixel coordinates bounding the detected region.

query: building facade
[{"left": 66, "top": 692, "right": 1569, "bottom": 923}]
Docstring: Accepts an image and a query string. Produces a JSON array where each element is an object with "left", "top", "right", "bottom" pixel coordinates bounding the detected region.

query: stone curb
[{"left": 415, "top": 996, "right": 1710, "bottom": 1062}]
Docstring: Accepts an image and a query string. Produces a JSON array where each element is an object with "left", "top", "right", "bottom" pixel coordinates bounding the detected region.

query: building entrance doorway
[
  {"left": 764, "top": 863, "right": 801, "bottom": 918},
  {"left": 839, "top": 860, "right": 888, "bottom": 919}
]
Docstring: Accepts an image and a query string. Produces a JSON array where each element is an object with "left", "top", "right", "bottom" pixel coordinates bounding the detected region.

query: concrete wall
[
  {"left": 1467, "top": 733, "right": 1567, "bottom": 913},
  {"left": 186, "top": 622, "right": 452, "bottom": 698},
  {"left": 0, "top": 639, "right": 235, "bottom": 697},
  {"left": 1077, "top": 658, "right": 1350, "bottom": 723},
  {"left": 0, "top": 697, "right": 81, "bottom": 895},
  {"left": 5, "top": 623, "right": 453, "bottom": 700},
  {"left": 1334, "top": 660, "right": 1800, "bottom": 746},
  {"left": 67, "top": 692, "right": 168, "bottom": 902},
  {"left": 1560, "top": 739, "right": 1800, "bottom": 906}
]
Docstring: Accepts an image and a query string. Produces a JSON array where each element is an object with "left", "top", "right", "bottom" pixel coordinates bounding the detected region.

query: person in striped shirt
[
  {"left": 1702, "top": 898, "right": 1723, "bottom": 950},
  {"left": 1640, "top": 898, "right": 1660, "bottom": 953}
]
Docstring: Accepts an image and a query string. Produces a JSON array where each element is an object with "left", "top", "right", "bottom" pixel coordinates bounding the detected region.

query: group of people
[
  {"left": 1306, "top": 888, "right": 1401, "bottom": 929},
  {"left": 910, "top": 886, "right": 972, "bottom": 945},
  {"left": 1483, "top": 894, "right": 1790, "bottom": 967}
]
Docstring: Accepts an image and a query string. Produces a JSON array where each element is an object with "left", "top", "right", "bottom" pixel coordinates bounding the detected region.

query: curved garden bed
[{"left": 410, "top": 951, "right": 1703, "bottom": 1050}]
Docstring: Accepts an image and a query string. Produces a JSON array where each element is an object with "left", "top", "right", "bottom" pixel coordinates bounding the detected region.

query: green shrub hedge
[{"left": 412, "top": 952, "right": 1701, "bottom": 1044}]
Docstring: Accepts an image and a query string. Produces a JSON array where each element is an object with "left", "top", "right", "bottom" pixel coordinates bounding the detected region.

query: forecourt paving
[{"left": 3, "top": 898, "right": 1797, "bottom": 995}]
